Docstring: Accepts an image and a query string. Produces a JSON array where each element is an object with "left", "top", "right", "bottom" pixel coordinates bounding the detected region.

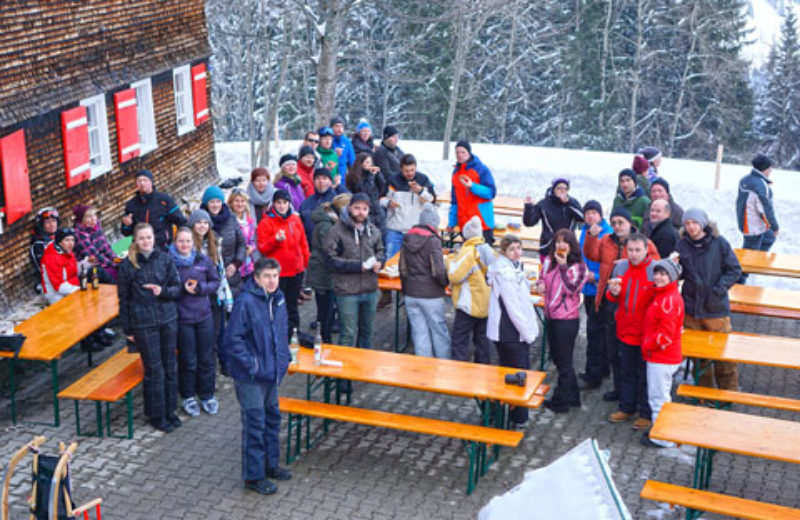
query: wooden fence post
[{"left": 714, "top": 144, "right": 724, "bottom": 190}]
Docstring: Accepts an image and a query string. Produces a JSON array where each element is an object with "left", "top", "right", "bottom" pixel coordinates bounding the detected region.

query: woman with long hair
[
  {"left": 228, "top": 188, "right": 257, "bottom": 279},
  {"left": 117, "top": 223, "right": 182, "bottom": 432},
  {"left": 346, "top": 152, "right": 386, "bottom": 233}
]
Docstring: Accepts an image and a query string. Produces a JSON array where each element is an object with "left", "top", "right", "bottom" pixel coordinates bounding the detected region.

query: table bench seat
[
  {"left": 58, "top": 348, "right": 142, "bottom": 439},
  {"left": 279, "top": 396, "right": 522, "bottom": 494},
  {"left": 677, "top": 384, "right": 800, "bottom": 413},
  {"left": 641, "top": 480, "right": 800, "bottom": 520}
]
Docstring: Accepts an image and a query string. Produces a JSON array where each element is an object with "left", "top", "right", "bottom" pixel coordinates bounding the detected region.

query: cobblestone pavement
[{"left": 1, "top": 298, "right": 798, "bottom": 519}]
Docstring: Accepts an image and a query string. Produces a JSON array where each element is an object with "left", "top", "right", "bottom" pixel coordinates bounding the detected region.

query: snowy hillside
[
  {"left": 216, "top": 140, "right": 800, "bottom": 290},
  {"left": 746, "top": 0, "right": 800, "bottom": 66}
]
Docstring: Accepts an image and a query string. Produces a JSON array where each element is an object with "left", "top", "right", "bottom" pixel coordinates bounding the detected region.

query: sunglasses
[{"left": 307, "top": 139, "right": 320, "bottom": 144}]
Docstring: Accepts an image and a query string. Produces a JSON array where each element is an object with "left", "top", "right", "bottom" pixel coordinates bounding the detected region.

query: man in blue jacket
[
  {"left": 578, "top": 200, "right": 613, "bottom": 389},
  {"left": 222, "top": 257, "right": 291, "bottom": 496},
  {"left": 331, "top": 116, "right": 356, "bottom": 179},
  {"left": 736, "top": 153, "right": 779, "bottom": 253}
]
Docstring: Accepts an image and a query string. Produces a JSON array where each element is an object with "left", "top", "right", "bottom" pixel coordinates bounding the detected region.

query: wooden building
[{"left": 0, "top": 0, "right": 217, "bottom": 311}]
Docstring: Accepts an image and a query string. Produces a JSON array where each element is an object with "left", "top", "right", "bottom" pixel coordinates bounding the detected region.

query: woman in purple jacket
[
  {"left": 170, "top": 227, "right": 221, "bottom": 418},
  {"left": 73, "top": 204, "right": 121, "bottom": 281},
  {"left": 539, "top": 229, "right": 587, "bottom": 414}
]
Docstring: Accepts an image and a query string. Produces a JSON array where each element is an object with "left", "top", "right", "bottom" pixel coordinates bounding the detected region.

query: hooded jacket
[
  {"left": 117, "top": 249, "right": 181, "bottom": 335},
  {"left": 736, "top": 168, "right": 779, "bottom": 236},
  {"left": 274, "top": 175, "right": 308, "bottom": 211},
  {"left": 487, "top": 255, "right": 539, "bottom": 343},
  {"left": 583, "top": 232, "right": 660, "bottom": 311},
  {"left": 642, "top": 280, "right": 684, "bottom": 365},
  {"left": 448, "top": 154, "right": 496, "bottom": 230},
  {"left": 374, "top": 141, "right": 404, "bottom": 187},
  {"left": 318, "top": 146, "right": 341, "bottom": 177},
  {"left": 383, "top": 172, "right": 436, "bottom": 233},
  {"left": 579, "top": 219, "right": 612, "bottom": 297},
  {"left": 611, "top": 187, "right": 651, "bottom": 228},
  {"left": 256, "top": 207, "right": 310, "bottom": 278},
  {"left": 40, "top": 242, "right": 80, "bottom": 304},
  {"left": 676, "top": 224, "right": 742, "bottom": 319},
  {"left": 299, "top": 185, "right": 349, "bottom": 244},
  {"left": 445, "top": 236, "right": 496, "bottom": 318},
  {"left": 523, "top": 188, "right": 584, "bottom": 255},
  {"left": 306, "top": 204, "right": 338, "bottom": 290},
  {"left": 399, "top": 224, "right": 448, "bottom": 299},
  {"left": 352, "top": 134, "right": 375, "bottom": 156},
  {"left": 221, "top": 279, "right": 290, "bottom": 384},
  {"left": 540, "top": 256, "right": 587, "bottom": 320},
  {"left": 121, "top": 189, "right": 186, "bottom": 249},
  {"left": 323, "top": 207, "right": 385, "bottom": 295},
  {"left": 332, "top": 133, "right": 356, "bottom": 177},
  {"left": 606, "top": 256, "right": 657, "bottom": 345},
  {"left": 171, "top": 249, "right": 221, "bottom": 324}
]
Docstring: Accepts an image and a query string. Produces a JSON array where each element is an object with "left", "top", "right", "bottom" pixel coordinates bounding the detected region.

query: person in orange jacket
[
  {"left": 640, "top": 258, "right": 684, "bottom": 448},
  {"left": 446, "top": 140, "right": 497, "bottom": 244},
  {"left": 256, "top": 189, "right": 310, "bottom": 337}
]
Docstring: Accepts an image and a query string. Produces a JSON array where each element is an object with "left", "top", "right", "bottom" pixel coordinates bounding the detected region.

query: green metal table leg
[
  {"left": 393, "top": 291, "right": 400, "bottom": 352},
  {"left": 126, "top": 391, "right": 134, "bottom": 439},
  {"left": 464, "top": 440, "right": 477, "bottom": 495},
  {"left": 96, "top": 402, "right": 103, "bottom": 438}
]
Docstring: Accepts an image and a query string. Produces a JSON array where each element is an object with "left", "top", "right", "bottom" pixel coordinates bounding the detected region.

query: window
[
  {"left": 79, "top": 94, "right": 112, "bottom": 178},
  {"left": 131, "top": 78, "right": 158, "bottom": 154},
  {"left": 173, "top": 65, "right": 195, "bottom": 135}
]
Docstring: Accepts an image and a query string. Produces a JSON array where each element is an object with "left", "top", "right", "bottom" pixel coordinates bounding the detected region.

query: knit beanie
[
  {"left": 332, "top": 193, "right": 352, "bottom": 210},
  {"left": 356, "top": 121, "right": 371, "bottom": 132},
  {"left": 418, "top": 204, "right": 440, "bottom": 229},
  {"left": 201, "top": 185, "right": 225, "bottom": 205},
  {"left": 349, "top": 192, "right": 372, "bottom": 207},
  {"left": 383, "top": 125, "right": 399, "bottom": 139},
  {"left": 639, "top": 146, "right": 662, "bottom": 162},
  {"left": 582, "top": 200, "right": 603, "bottom": 216},
  {"left": 279, "top": 153, "right": 297, "bottom": 167},
  {"left": 188, "top": 209, "right": 211, "bottom": 228},
  {"left": 609, "top": 207, "right": 633, "bottom": 225},
  {"left": 313, "top": 167, "right": 332, "bottom": 180},
  {"left": 618, "top": 169, "right": 637, "bottom": 183},
  {"left": 652, "top": 258, "right": 682, "bottom": 282},
  {"left": 455, "top": 140, "right": 472, "bottom": 155},
  {"left": 551, "top": 178, "right": 569, "bottom": 189},
  {"left": 752, "top": 153, "right": 772, "bottom": 172},
  {"left": 632, "top": 155, "right": 649, "bottom": 175},
  {"left": 650, "top": 177, "right": 671, "bottom": 194},
  {"left": 55, "top": 227, "right": 76, "bottom": 245},
  {"left": 682, "top": 207, "right": 709, "bottom": 229},
  {"left": 462, "top": 216, "right": 483, "bottom": 239},
  {"left": 73, "top": 204, "right": 90, "bottom": 224},
  {"left": 330, "top": 116, "right": 345, "bottom": 127},
  {"left": 136, "top": 169, "right": 154, "bottom": 182},
  {"left": 298, "top": 146, "right": 316, "bottom": 160},
  {"left": 272, "top": 189, "right": 292, "bottom": 204}
]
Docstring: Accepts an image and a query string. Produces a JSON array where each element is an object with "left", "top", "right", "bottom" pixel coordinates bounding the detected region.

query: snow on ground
[{"left": 216, "top": 140, "right": 800, "bottom": 290}]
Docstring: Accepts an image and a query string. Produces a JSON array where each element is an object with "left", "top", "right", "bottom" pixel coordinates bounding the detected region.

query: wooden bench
[
  {"left": 677, "top": 384, "right": 800, "bottom": 413},
  {"left": 642, "top": 480, "right": 800, "bottom": 520},
  {"left": 58, "top": 348, "right": 143, "bottom": 439},
  {"left": 279, "top": 397, "right": 523, "bottom": 495},
  {"left": 728, "top": 284, "right": 800, "bottom": 320}
]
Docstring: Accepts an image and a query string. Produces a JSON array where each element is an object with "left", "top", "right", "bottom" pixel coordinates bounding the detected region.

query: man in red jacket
[
  {"left": 606, "top": 233, "right": 657, "bottom": 429},
  {"left": 641, "top": 258, "right": 684, "bottom": 448}
]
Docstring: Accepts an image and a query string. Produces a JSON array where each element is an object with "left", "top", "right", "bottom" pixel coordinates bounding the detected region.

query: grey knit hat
[
  {"left": 682, "top": 207, "right": 709, "bottom": 229},
  {"left": 418, "top": 204, "right": 440, "bottom": 229},
  {"left": 188, "top": 208, "right": 211, "bottom": 228},
  {"left": 462, "top": 216, "right": 483, "bottom": 239},
  {"left": 652, "top": 259, "right": 682, "bottom": 282}
]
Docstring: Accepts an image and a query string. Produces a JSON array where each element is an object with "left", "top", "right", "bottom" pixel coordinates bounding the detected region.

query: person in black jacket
[
  {"left": 30, "top": 207, "right": 60, "bottom": 293},
  {"left": 346, "top": 153, "right": 387, "bottom": 233},
  {"left": 352, "top": 121, "right": 375, "bottom": 156},
  {"left": 523, "top": 178, "right": 583, "bottom": 258},
  {"left": 121, "top": 169, "right": 186, "bottom": 250},
  {"left": 645, "top": 199, "right": 678, "bottom": 258},
  {"left": 118, "top": 223, "right": 182, "bottom": 433},
  {"left": 676, "top": 208, "right": 742, "bottom": 390},
  {"left": 373, "top": 125, "right": 403, "bottom": 190}
]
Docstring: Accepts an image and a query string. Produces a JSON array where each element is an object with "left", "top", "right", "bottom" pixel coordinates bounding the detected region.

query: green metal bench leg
[
  {"left": 72, "top": 400, "right": 103, "bottom": 437},
  {"left": 126, "top": 391, "right": 134, "bottom": 439},
  {"left": 393, "top": 291, "right": 400, "bottom": 352},
  {"left": 464, "top": 440, "right": 479, "bottom": 495}
]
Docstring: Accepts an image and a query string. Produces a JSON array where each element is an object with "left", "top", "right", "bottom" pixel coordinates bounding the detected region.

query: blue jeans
[
  {"left": 384, "top": 230, "right": 405, "bottom": 260},
  {"left": 405, "top": 296, "right": 451, "bottom": 358},
  {"left": 337, "top": 290, "right": 379, "bottom": 349},
  {"left": 741, "top": 229, "right": 776, "bottom": 283},
  {"left": 234, "top": 379, "right": 281, "bottom": 481}
]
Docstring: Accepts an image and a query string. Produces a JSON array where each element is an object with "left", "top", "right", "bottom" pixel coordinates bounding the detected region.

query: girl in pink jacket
[{"left": 539, "top": 229, "right": 587, "bottom": 413}]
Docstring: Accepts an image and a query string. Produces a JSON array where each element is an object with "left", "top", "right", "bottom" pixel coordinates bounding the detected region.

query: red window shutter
[
  {"left": 0, "top": 129, "right": 32, "bottom": 225},
  {"left": 61, "top": 106, "right": 91, "bottom": 187},
  {"left": 114, "top": 88, "right": 140, "bottom": 163},
  {"left": 191, "top": 63, "right": 209, "bottom": 126}
]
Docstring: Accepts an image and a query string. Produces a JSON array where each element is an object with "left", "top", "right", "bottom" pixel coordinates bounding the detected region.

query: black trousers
[
  {"left": 547, "top": 318, "right": 580, "bottom": 407},
  {"left": 314, "top": 288, "right": 335, "bottom": 343},
  {"left": 618, "top": 339, "right": 651, "bottom": 418},
  {"left": 178, "top": 317, "right": 216, "bottom": 401},
  {"left": 135, "top": 320, "right": 178, "bottom": 420},
  {"left": 280, "top": 273, "right": 304, "bottom": 337},
  {"left": 583, "top": 299, "right": 609, "bottom": 383},
  {"left": 601, "top": 301, "right": 621, "bottom": 395},
  {"left": 482, "top": 228, "right": 495, "bottom": 246},
  {"left": 495, "top": 341, "right": 530, "bottom": 423},
  {"left": 451, "top": 310, "right": 491, "bottom": 364}
]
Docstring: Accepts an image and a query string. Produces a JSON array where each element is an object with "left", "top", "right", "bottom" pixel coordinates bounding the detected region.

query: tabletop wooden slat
[
  {"left": 437, "top": 193, "right": 525, "bottom": 212},
  {"left": 288, "top": 344, "right": 546, "bottom": 407},
  {"left": 2, "top": 285, "right": 118, "bottom": 361},
  {"left": 681, "top": 329, "right": 800, "bottom": 370},
  {"left": 735, "top": 249, "right": 800, "bottom": 279},
  {"left": 729, "top": 284, "right": 800, "bottom": 315},
  {"left": 58, "top": 348, "right": 142, "bottom": 401},
  {"left": 650, "top": 402, "right": 800, "bottom": 465}
]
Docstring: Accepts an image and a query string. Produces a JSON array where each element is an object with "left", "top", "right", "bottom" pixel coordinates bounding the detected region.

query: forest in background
[{"left": 205, "top": 0, "right": 800, "bottom": 169}]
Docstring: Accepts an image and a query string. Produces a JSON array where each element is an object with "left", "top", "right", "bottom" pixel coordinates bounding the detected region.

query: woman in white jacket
[{"left": 487, "top": 234, "right": 539, "bottom": 427}]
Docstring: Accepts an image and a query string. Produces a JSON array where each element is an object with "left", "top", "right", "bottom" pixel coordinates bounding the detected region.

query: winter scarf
[
  {"left": 247, "top": 181, "right": 275, "bottom": 221},
  {"left": 169, "top": 244, "right": 197, "bottom": 268},
  {"left": 207, "top": 203, "right": 233, "bottom": 233}
]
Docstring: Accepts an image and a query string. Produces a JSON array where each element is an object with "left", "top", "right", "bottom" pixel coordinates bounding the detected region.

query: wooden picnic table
[
  {"left": 729, "top": 283, "right": 800, "bottom": 320},
  {"left": 681, "top": 329, "right": 800, "bottom": 371},
  {"left": 735, "top": 248, "right": 800, "bottom": 279},
  {"left": 437, "top": 193, "right": 525, "bottom": 217},
  {"left": 650, "top": 401, "right": 800, "bottom": 512},
  {"left": 1, "top": 284, "right": 118, "bottom": 426}
]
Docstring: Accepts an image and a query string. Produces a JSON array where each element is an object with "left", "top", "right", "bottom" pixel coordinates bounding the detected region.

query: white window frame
[
  {"left": 173, "top": 64, "right": 195, "bottom": 136},
  {"left": 79, "top": 94, "right": 112, "bottom": 179},
  {"left": 131, "top": 78, "right": 158, "bottom": 154}
]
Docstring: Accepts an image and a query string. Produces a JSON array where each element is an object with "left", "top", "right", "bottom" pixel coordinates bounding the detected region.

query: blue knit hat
[
  {"left": 356, "top": 121, "right": 371, "bottom": 132},
  {"left": 201, "top": 186, "right": 225, "bottom": 205}
]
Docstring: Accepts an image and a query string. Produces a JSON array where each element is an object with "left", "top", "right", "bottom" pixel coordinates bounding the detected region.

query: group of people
[{"left": 28, "top": 109, "right": 781, "bottom": 493}]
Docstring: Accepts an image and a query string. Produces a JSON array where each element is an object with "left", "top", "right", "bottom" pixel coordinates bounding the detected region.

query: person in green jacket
[
  {"left": 612, "top": 169, "right": 651, "bottom": 229},
  {"left": 317, "top": 127, "right": 342, "bottom": 186}
]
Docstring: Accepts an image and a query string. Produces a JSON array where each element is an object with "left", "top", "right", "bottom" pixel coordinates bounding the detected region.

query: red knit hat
[
  {"left": 632, "top": 155, "right": 649, "bottom": 175},
  {"left": 73, "top": 204, "right": 91, "bottom": 224}
]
